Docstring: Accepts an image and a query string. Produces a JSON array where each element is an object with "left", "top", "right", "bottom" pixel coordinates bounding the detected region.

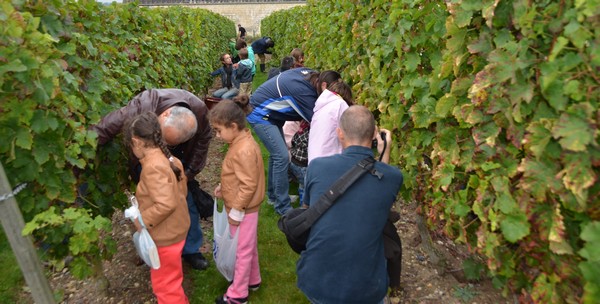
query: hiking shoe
[
  {"left": 249, "top": 283, "right": 261, "bottom": 291},
  {"left": 183, "top": 253, "right": 209, "bottom": 271},
  {"left": 215, "top": 295, "right": 248, "bottom": 304}
]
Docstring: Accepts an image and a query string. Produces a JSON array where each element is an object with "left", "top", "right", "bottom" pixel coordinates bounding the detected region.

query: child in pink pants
[{"left": 210, "top": 96, "right": 266, "bottom": 304}]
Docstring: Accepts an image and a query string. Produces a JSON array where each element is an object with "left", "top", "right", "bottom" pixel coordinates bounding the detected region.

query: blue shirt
[
  {"left": 297, "top": 146, "right": 403, "bottom": 303},
  {"left": 247, "top": 68, "right": 317, "bottom": 127}
]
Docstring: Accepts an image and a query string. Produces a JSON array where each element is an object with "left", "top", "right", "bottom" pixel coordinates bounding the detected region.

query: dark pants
[{"left": 383, "top": 218, "right": 402, "bottom": 290}]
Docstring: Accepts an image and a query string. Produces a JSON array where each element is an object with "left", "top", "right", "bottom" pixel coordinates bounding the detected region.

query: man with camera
[{"left": 296, "top": 105, "right": 403, "bottom": 303}]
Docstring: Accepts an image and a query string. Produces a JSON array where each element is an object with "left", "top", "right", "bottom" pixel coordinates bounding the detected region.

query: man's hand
[
  {"left": 376, "top": 128, "right": 392, "bottom": 164},
  {"left": 185, "top": 168, "right": 195, "bottom": 182}
]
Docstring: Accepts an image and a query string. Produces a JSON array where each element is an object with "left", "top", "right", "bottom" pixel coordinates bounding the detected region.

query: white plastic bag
[
  {"left": 212, "top": 198, "right": 239, "bottom": 281},
  {"left": 124, "top": 193, "right": 161, "bottom": 270}
]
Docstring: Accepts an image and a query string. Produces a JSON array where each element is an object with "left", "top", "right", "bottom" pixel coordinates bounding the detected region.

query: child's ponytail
[
  {"left": 124, "top": 111, "right": 183, "bottom": 181},
  {"left": 232, "top": 94, "right": 252, "bottom": 115},
  {"left": 209, "top": 95, "right": 251, "bottom": 130},
  {"left": 153, "top": 130, "right": 183, "bottom": 181}
]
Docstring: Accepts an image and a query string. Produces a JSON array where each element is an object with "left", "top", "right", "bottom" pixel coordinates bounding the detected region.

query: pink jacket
[{"left": 308, "top": 89, "right": 349, "bottom": 163}]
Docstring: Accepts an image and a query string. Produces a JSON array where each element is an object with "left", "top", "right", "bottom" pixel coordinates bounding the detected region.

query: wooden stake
[{"left": 0, "top": 162, "right": 55, "bottom": 304}]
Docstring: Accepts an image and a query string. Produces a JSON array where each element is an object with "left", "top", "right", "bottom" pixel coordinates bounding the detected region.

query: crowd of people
[{"left": 92, "top": 33, "right": 403, "bottom": 304}]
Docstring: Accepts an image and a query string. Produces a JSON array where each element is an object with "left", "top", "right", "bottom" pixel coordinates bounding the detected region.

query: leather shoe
[{"left": 183, "top": 253, "right": 209, "bottom": 270}]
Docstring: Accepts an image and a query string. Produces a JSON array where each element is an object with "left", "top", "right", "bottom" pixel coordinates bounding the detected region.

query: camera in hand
[{"left": 371, "top": 131, "right": 386, "bottom": 149}]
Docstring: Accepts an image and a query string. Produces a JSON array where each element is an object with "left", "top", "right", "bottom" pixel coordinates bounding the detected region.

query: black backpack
[
  {"left": 188, "top": 179, "right": 214, "bottom": 219},
  {"left": 277, "top": 157, "right": 377, "bottom": 254}
]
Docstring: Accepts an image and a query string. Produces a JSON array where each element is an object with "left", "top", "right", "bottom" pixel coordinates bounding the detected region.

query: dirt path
[{"left": 24, "top": 136, "right": 512, "bottom": 304}]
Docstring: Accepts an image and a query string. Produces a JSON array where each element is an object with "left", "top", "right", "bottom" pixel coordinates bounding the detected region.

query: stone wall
[{"left": 144, "top": 2, "right": 306, "bottom": 38}]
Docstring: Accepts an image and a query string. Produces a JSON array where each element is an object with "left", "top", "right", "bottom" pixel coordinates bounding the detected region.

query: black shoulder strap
[{"left": 294, "top": 156, "right": 378, "bottom": 233}]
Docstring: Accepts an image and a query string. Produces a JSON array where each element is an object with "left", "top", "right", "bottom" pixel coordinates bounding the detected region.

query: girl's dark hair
[
  {"left": 306, "top": 70, "right": 342, "bottom": 95},
  {"left": 124, "top": 112, "right": 183, "bottom": 181},
  {"left": 328, "top": 81, "right": 354, "bottom": 106},
  {"left": 290, "top": 48, "right": 304, "bottom": 67},
  {"left": 209, "top": 95, "right": 252, "bottom": 130}
]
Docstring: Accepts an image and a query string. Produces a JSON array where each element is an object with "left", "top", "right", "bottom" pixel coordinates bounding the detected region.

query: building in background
[{"left": 124, "top": 0, "right": 306, "bottom": 37}]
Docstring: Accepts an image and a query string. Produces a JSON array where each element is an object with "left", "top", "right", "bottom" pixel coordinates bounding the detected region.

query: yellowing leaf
[
  {"left": 518, "top": 157, "right": 562, "bottom": 201},
  {"left": 556, "top": 153, "right": 596, "bottom": 203},
  {"left": 531, "top": 273, "right": 561, "bottom": 303},
  {"left": 551, "top": 104, "right": 595, "bottom": 152},
  {"left": 548, "top": 205, "right": 573, "bottom": 255},
  {"left": 433, "top": 163, "right": 455, "bottom": 192}
]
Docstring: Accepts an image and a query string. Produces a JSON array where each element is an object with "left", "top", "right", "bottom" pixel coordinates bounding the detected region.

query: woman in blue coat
[{"left": 247, "top": 68, "right": 341, "bottom": 215}]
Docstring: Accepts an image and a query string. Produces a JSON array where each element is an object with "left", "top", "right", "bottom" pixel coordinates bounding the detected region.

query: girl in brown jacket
[
  {"left": 211, "top": 96, "right": 265, "bottom": 304},
  {"left": 125, "top": 112, "right": 190, "bottom": 304}
]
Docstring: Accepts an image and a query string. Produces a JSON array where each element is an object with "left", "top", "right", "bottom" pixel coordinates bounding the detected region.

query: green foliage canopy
[
  {"left": 0, "top": 0, "right": 234, "bottom": 279},
  {"left": 262, "top": 0, "right": 599, "bottom": 302}
]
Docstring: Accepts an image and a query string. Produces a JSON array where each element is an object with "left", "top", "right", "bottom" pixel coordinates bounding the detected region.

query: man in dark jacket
[
  {"left": 267, "top": 56, "right": 295, "bottom": 80},
  {"left": 297, "top": 105, "right": 403, "bottom": 303},
  {"left": 238, "top": 24, "right": 246, "bottom": 40},
  {"left": 251, "top": 36, "right": 274, "bottom": 73},
  {"left": 93, "top": 88, "right": 212, "bottom": 270}
]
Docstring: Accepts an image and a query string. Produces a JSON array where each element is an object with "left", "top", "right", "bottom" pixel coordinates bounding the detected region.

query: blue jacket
[
  {"left": 236, "top": 59, "right": 254, "bottom": 83},
  {"left": 247, "top": 68, "right": 318, "bottom": 127},
  {"left": 297, "top": 146, "right": 403, "bottom": 303},
  {"left": 210, "top": 65, "right": 240, "bottom": 89},
  {"left": 251, "top": 37, "right": 273, "bottom": 55}
]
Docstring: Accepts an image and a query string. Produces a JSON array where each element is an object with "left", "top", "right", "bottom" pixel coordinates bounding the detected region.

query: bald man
[
  {"left": 297, "top": 105, "right": 403, "bottom": 303},
  {"left": 93, "top": 88, "right": 212, "bottom": 270}
]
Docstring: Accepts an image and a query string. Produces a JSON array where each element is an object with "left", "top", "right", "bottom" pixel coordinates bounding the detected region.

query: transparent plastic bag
[
  {"left": 124, "top": 192, "right": 160, "bottom": 270},
  {"left": 212, "top": 198, "right": 239, "bottom": 281}
]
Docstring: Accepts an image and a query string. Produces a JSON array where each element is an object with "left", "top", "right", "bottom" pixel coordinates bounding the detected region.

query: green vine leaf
[
  {"left": 578, "top": 221, "right": 600, "bottom": 302},
  {"left": 579, "top": 221, "right": 600, "bottom": 262},
  {"left": 524, "top": 120, "right": 553, "bottom": 159},
  {"left": 551, "top": 103, "right": 595, "bottom": 152},
  {"left": 500, "top": 212, "right": 530, "bottom": 243},
  {"left": 15, "top": 128, "right": 33, "bottom": 149}
]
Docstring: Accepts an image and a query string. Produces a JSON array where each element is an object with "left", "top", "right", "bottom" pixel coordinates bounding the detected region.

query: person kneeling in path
[{"left": 297, "top": 105, "right": 403, "bottom": 304}]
